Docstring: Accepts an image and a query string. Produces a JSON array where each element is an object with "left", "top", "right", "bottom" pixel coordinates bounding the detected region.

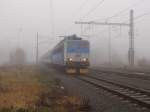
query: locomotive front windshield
[{"left": 67, "top": 41, "right": 89, "bottom": 53}]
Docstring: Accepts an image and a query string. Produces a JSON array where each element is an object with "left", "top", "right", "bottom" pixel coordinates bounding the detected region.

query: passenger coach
[{"left": 43, "top": 34, "right": 90, "bottom": 74}]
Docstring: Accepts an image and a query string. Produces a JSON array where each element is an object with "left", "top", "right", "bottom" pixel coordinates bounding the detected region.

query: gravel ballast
[{"left": 42, "top": 66, "right": 149, "bottom": 112}]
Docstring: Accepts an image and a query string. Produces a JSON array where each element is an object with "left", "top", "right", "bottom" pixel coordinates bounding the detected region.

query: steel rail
[
  {"left": 90, "top": 68, "right": 150, "bottom": 81},
  {"left": 77, "top": 75, "right": 150, "bottom": 109}
]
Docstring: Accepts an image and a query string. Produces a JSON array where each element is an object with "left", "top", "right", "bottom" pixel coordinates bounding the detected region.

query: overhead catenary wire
[
  {"left": 64, "top": 0, "right": 90, "bottom": 35},
  {"left": 94, "top": 0, "right": 146, "bottom": 21},
  {"left": 135, "top": 11, "right": 150, "bottom": 20},
  {"left": 84, "top": 0, "right": 147, "bottom": 42},
  {"left": 79, "top": 0, "right": 146, "bottom": 40},
  {"left": 68, "top": 0, "right": 105, "bottom": 36},
  {"left": 122, "top": 10, "right": 150, "bottom": 23},
  {"left": 63, "top": 0, "right": 90, "bottom": 36},
  {"left": 75, "top": 0, "right": 89, "bottom": 15},
  {"left": 82, "top": 0, "right": 105, "bottom": 18}
]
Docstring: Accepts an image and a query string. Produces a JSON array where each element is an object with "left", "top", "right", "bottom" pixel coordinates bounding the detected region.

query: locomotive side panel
[{"left": 51, "top": 42, "right": 65, "bottom": 66}]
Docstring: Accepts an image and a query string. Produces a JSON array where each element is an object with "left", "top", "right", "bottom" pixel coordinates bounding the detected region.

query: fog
[{"left": 0, "top": 0, "right": 150, "bottom": 67}]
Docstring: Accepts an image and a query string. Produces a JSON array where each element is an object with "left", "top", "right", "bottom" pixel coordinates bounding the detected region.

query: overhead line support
[
  {"left": 75, "top": 21, "right": 129, "bottom": 26},
  {"left": 75, "top": 10, "right": 135, "bottom": 67}
]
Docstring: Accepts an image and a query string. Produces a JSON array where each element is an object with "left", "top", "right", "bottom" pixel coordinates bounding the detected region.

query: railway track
[
  {"left": 91, "top": 66, "right": 150, "bottom": 74},
  {"left": 91, "top": 68, "right": 150, "bottom": 81},
  {"left": 77, "top": 74, "right": 150, "bottom": 110}
]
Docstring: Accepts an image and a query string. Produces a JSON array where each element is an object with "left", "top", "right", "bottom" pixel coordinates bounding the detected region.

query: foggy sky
[{"left": 0, "top": 0, "right": 150, "bottom": 66}]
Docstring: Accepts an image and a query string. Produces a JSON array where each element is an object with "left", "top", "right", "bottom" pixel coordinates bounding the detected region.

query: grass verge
[{"left": 0, "top": 65, "right": 90, "bottom": 112}]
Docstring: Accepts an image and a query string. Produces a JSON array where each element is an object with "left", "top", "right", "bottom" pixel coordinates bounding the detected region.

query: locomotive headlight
[
  {"left": 83, "top": 58, "right": 88, "bottom": 62},
  {"left": 69, "top": 58, "right": 73, "bottom": 61}
]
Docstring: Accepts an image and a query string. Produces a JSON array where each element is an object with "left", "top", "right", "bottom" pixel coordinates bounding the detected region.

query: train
[{"left": 42, "top": 34, "right": 90, "bottom": 74}]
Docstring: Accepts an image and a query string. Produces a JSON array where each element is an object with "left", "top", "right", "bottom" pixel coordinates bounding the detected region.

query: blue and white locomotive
[{"left": 43, "top": 34, "right": 90, "bottom": 74}]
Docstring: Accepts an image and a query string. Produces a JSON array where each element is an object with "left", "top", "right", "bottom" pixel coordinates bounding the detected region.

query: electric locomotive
[{"left": 43, "top": 34, "right": 90, "bottom": 74}]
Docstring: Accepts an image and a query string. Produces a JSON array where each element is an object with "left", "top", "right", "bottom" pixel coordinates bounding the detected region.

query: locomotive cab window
[{"left": 67, "top": 41, "right": 89, "bottom": 53}]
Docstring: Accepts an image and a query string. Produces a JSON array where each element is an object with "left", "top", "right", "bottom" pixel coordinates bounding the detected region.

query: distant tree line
[
  {"left": 137, "top": 58, "right": 150, "bottom": 68},
  {"left": 9, "top": 47, "right": 26, "bottom": 65}
]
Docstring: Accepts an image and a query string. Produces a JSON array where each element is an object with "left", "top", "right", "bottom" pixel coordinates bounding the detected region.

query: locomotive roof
[
  {"left": 64, "top": 34, "right": 82, "bottom": 40},
  {"left": 43, "top": 35, "right": 89, "bottom": 58},
  {"left": 55, "top": 34, "right": 82, "bottom": 47},
  {"left": 52, "top": 34, "right": 88, "bottom": 52}
]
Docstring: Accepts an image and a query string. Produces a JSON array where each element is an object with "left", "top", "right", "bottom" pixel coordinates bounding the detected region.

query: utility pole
[
  {"left": 36, "top": 32, "right": 39, "bottom": 64},
  {"left": 75, "top": 10, "right": 135, "bottom": 67},
  {"left": 129, "top": 10, "right": 134, "bottom": 67},
  {"left": 108, "top": 26, "right": 111, "bottom": 65}
]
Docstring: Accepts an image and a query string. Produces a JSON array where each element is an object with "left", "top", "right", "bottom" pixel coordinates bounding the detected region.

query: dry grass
[
  {"left": 0, "top": 65, "right": 90, "bottom": 112},
  {"left": 0, "top": 66, "right": 44, "bottom": 108}
]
